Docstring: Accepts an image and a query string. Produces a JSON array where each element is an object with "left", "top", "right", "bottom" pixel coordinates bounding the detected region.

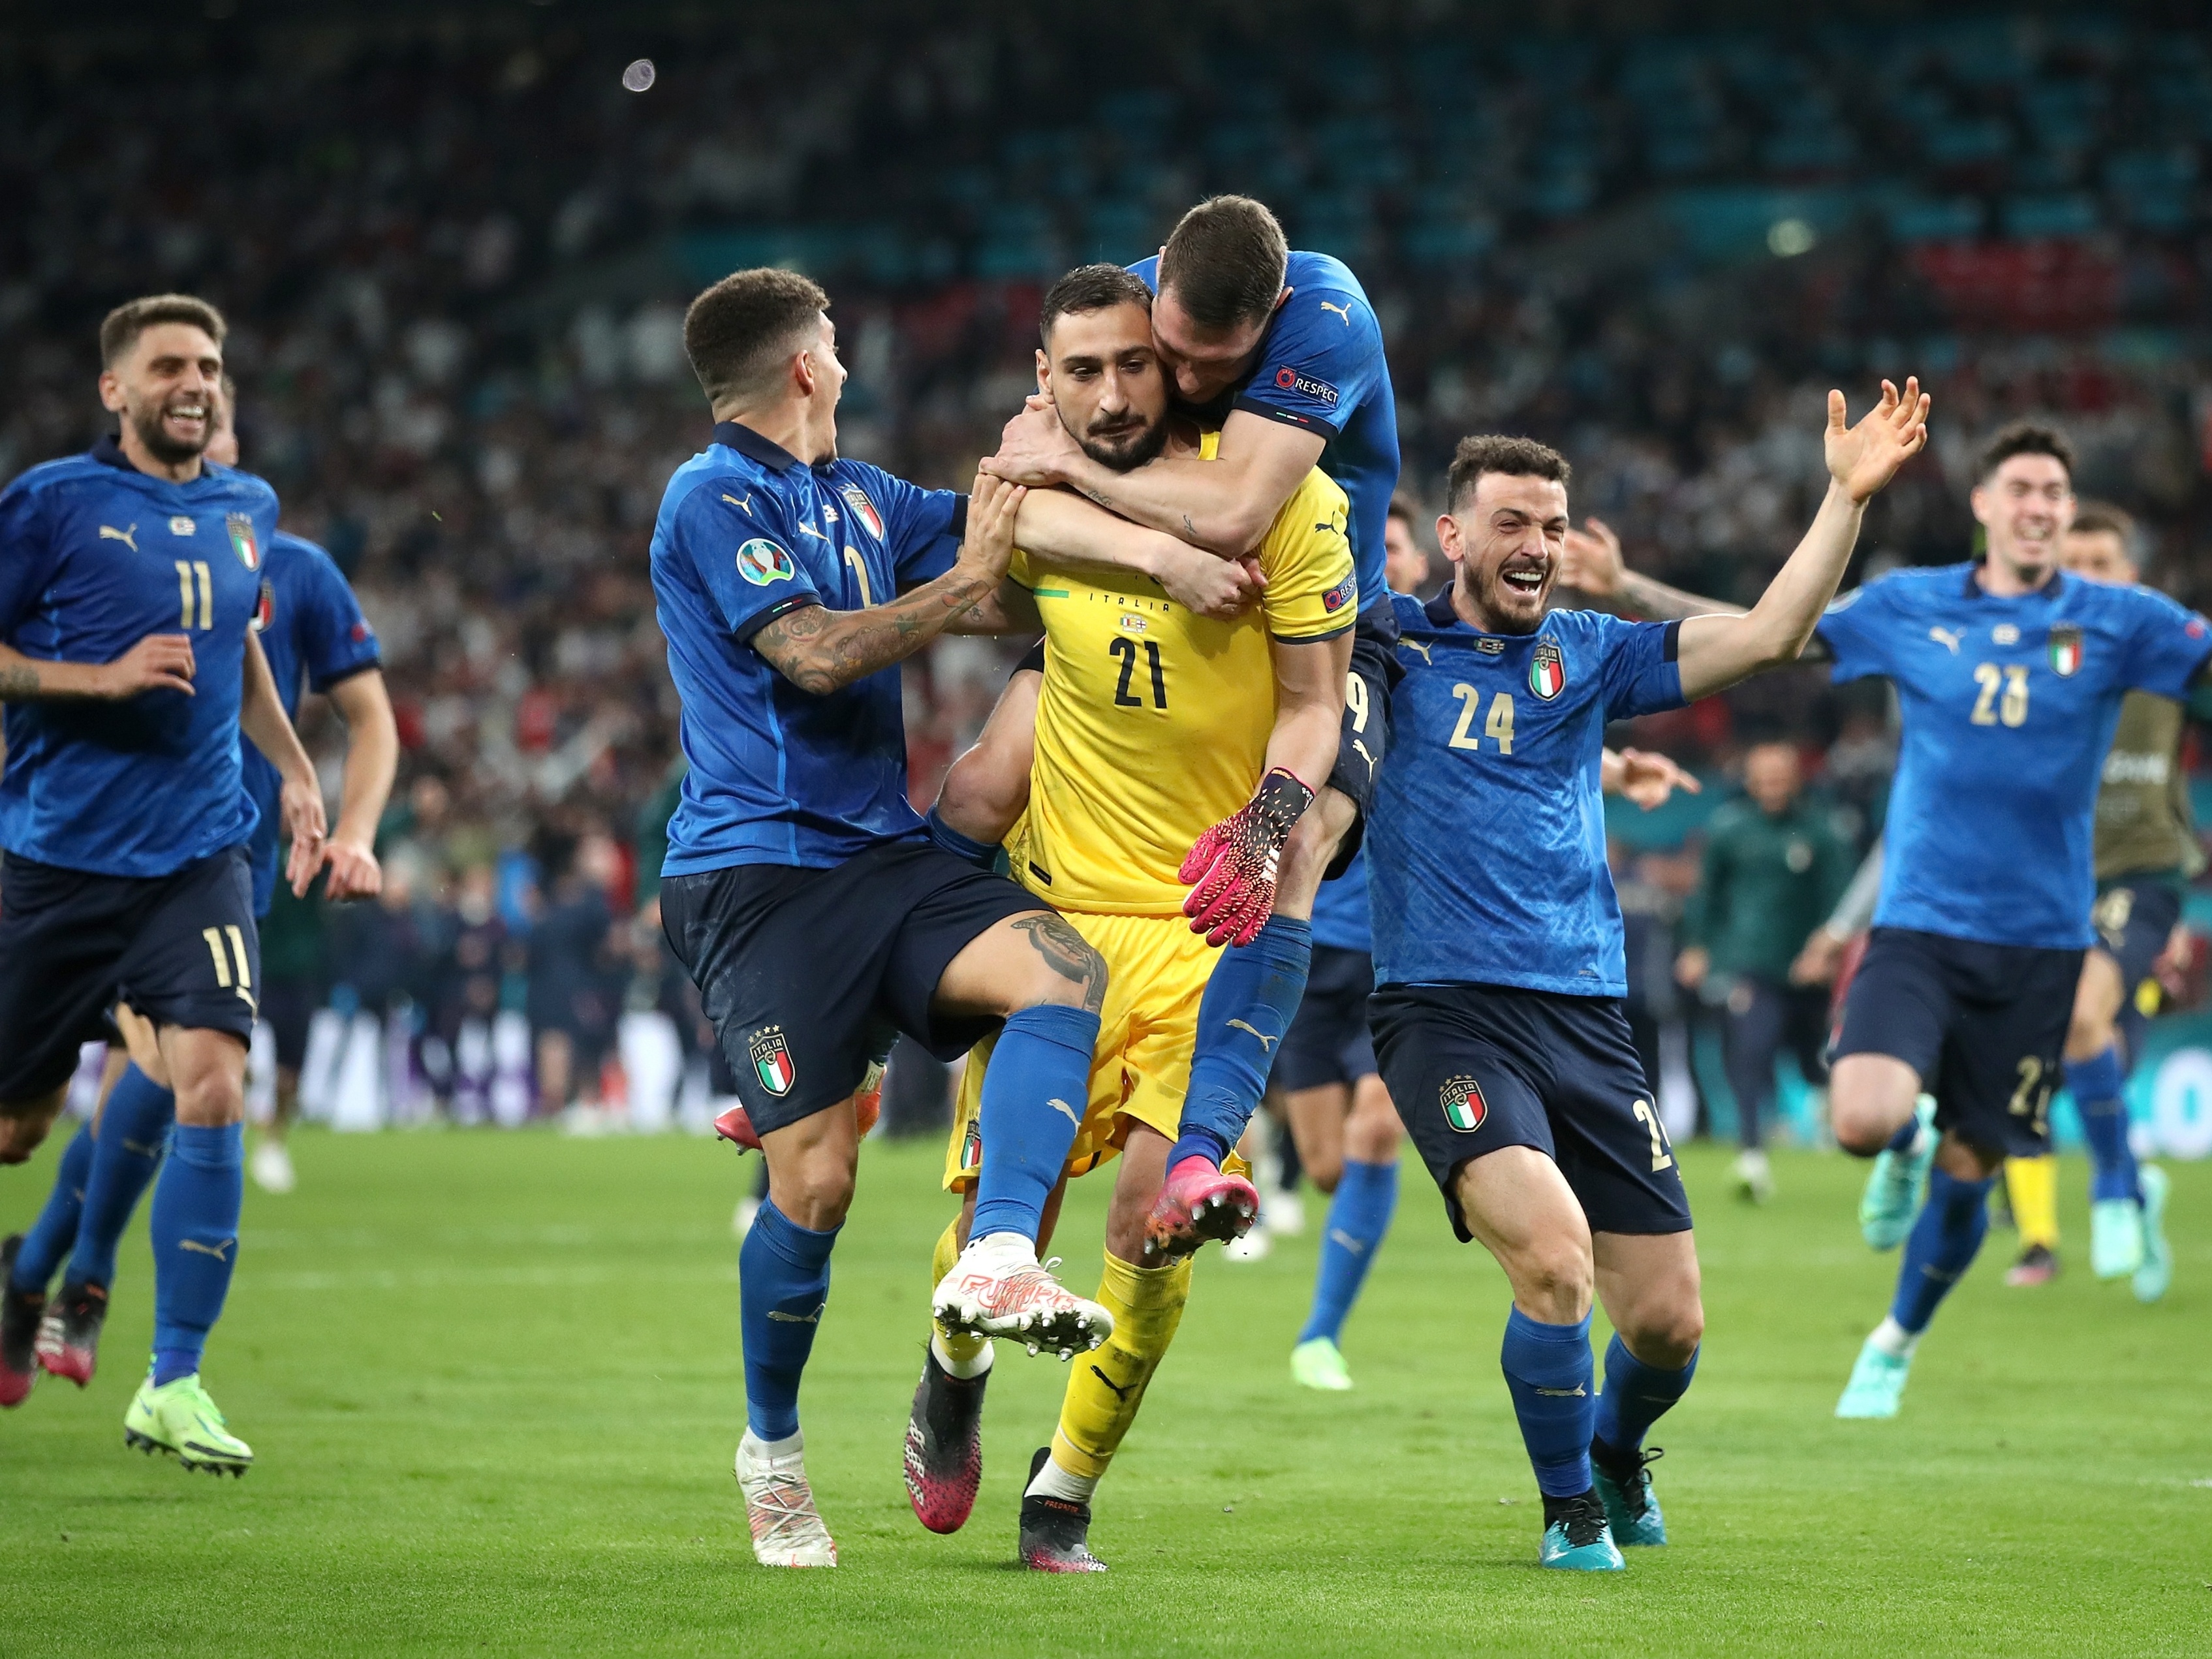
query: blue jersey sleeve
[
  {"left": 847, "top": 464, "right": 965, "bottom": 588},
  {"left": 2116, "top": 586, "right": 2212, "bottom": 699},
  {"left": 1596, "top": 614, "right": 1687, "bottom": 720},
  {"left": 0, "top": 475, "right": 54, "bottom": 639},
  {"left": 1233, "top": 285, "right": 1384, "bottom": 439},
  {"left": 293, "top": 544, "right": 382, "bottom": 692},
  {"left": 1814, "top": 579, "right": 1899, "bottom": 684},
  {"left": 674, "top": 484, "right": 822, "bottom": 644}
]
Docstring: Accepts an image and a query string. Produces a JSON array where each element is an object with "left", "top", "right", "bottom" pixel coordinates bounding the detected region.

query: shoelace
[
  {"left": 1559, "top": 1494, "right": 1610, "bottom": 1548},
  {"left": 747, "top": 1464, "right": 829, "bottom": 1551},
  {"left": 1613, "top": 1446, "right": 1663, "bottom": 1517}
]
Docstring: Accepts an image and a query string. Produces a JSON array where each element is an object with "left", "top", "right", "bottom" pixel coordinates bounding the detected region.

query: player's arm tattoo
[
  {"left": 1011, "top": 913, "right": 1108, "bottom": 1014},
  {"left": 751, "top": 565, "right": 999, "bottom": 696}
]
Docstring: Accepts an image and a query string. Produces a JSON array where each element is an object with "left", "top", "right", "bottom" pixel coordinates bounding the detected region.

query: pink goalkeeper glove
[{"left": 1178, "top": 767, "right": 1317, "bottom": 947}]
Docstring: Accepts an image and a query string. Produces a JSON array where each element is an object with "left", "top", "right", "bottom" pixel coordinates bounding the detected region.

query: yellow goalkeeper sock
[
  {"left": 1050, "top": 1249, "right": 1191, "bottom": 1483},
  {"left": 930, "top": 1216, "right": 992, "bottom": 1372},
  {"left": 2005, "top": 1154, "right": 2059, "bottom": 1252}
]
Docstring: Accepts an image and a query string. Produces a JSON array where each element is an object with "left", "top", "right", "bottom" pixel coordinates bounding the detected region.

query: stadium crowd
[{"left": 5, "top": 7, "right": 2207, "bottom": 1120}]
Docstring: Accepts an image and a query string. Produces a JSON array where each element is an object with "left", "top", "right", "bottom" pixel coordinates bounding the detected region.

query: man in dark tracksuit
[{"left": 1675, "top": 741, "right": 1853, "bottom": 1199}]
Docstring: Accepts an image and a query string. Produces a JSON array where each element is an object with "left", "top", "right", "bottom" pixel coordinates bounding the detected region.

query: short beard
[
  {"left": 1467, "top": 563, "right": 1548, "bottom": 634},
  {"left": 131, "top": 402, "right": 208, "bottom": 466},
  {"left": 1075, "top": 414, "right": 1168, "bottom": 475}
]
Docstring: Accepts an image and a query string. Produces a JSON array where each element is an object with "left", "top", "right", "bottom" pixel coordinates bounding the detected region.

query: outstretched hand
[
  {"left": 1561, "top": 517, "right": 1625, "bottom": 597},
  {"left": 1826, "top": 377, "right": 1931, "bottom": 504},
  {"left": 1611, "top": 746, "right": 1702, "bottom": 810},
  {"left": 958, "top": 471, "right": 1028, "bottom": 584}
]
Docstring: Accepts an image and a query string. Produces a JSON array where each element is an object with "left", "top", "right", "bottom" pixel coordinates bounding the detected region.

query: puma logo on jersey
[
  {"left": 795, "top": 522, "right": 830, "bottom": 541},
  {"left": 1927, "top": 627, "right": 1961, "bottom": 654},
  {"left": 179, "top": 1238, "right": 234, "bottom": 1263},
  {"left": 1089, "top": 1364, "right": 1135, "bottom": 1402},
  {"left": 1353, "top": 738, "right": 1378, "bottom": 778},
  {"left": 721, "top": 493, "right": 753, "bottom": 515},
  {"left": 1399, "top": 639, "right": 1433, "bottom": 665},
  {"left": 1048, "top": 1098, "right": 1083, "bottom": 1130},
  {"left": 99, "top": 523, "right": 138, "bottom": 551},
  {"left": 1318, "top": 300, "right": 1354, "bottom": 324},
  {"left": 1226, "top": 1020, "right": 1278, "bottom": 1052}
]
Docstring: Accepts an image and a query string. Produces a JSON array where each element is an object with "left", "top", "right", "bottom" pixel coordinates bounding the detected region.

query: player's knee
[
  {"left": 2064, "top": 1006, "right": 2111, "bottom": 1062},
  {"left": 0, "top": 1095, "right": 65, "bottom": 1164},
  {"left": 172, "top": 1069, "right": 245, "bottom": 1129},
  {"left": 775, "top": 1157, "right": 857, "bottom": 1231},
  {"left": 1506, "top": 1237, "right": 1595, "bottom": 1323},
  {"left": 1303, "top": 1149, "right": 1345, "bottom": 1194}
]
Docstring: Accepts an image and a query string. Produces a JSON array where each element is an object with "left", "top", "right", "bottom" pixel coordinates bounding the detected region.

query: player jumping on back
[
  {"left": 12, "top": 376, "right": 395, "bottom": 1397},
  {"left": 1365, "top": 380, "right": 1927, "bottom": 1570},
  {"left": 901, "top": 264, "right": 1351, "bottom": 1571},
  {"left": 0, "top": 297, "right": 328, "bottom": 1474}
]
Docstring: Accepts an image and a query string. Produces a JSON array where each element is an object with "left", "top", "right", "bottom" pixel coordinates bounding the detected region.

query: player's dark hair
[
  {"left": 1446, "top": 435, "right": 1571, "bottom": 511},
  {"left": 1157, "top": 196, "right": 1288, "bottom": 332},
  {"left": 683, "top": 268, "right": 831, "bottom": 411},
  {"left": 1976, "top": 420, "right": 2074, "bottom": 484},
  {"left": 2069, "top": 499, "right": 2134, "bottom": 546},
  {"left": 99, "top": 294, "right": 226, "bottom": 368},
  {"left": 1039, "top": 263, "right": 1153, "bottom": 347}
]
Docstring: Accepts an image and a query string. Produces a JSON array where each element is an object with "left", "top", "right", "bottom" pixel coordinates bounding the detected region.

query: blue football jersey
[
  {"left": 1369, "top": 592, "right": 1686, "bottom": 994},
  {"left": 1816, "top": 563, "right": 2212, "bottom": 949},
  {"left": 1130, "top": 251, "right": 1399, "bottom": 624},
  {"left": 0, "top": 437, "right": 278, "bottom": 877},
  {"left": 1308, "top": 845, "right": 1373, "bottom": 953},
  {"left": 243, "top": 530, "right": 381, "bottom": 915},
  {"left": 651, "top": 421, "right": 965, "bottom": 874}
]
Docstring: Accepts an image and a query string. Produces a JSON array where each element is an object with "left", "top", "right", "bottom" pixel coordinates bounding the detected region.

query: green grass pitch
[{"left": 3, "top": 1129, "right": 2209, "bottom": 1657}]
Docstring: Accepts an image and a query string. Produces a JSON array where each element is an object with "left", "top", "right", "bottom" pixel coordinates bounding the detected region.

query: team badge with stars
[
  {"left": 2048, "top": 624, "right": 2083, "bottom": 678},
  {"left": 1528, "top": 639, "right": 1566, "bottom": 701},
  {"left": 838, "top": 484, "right": 884, "bottom": 541},
  {"left": 749, "top": 1026, "right": 795, "bottom": 1096},
  {"left": 1441, "top": 1075, "right": 1488, "bottom": 1133},
  {"left": 225, "top": 513, "right": 260, "bottom": 571},
  {"left": 959, "top": 1120, "right": 982, "bottom": 1175}
]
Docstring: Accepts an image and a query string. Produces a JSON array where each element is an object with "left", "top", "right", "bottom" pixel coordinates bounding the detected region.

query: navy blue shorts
[
  {"left": 1275, "top": 945, "right": 1379, "bottom": 1093},
  {"left": 0, "top": 845, "right": 260, "bottom": 1104},
  {"left": 2092, "top": 879, "right": 2181, "bottom": 997},
  {"left": 1833, "top": 927, "right": 2083, "bottom": 1158},
  {"left": 660, "top": 838, "right": 1046, "bottom": 1137},
  {"left": 1369, "top": 981, "right": 1691, "bottom": 1242},
  {"left": 1322, "top": 607, "right": 1401, "bottom": 879}
]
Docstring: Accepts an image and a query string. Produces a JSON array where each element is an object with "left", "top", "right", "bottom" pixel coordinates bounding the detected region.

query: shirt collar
[
  {"left": 1424, "top": 588, "right": 1461, "bottom": 629},
  {"left": 1965, "top": 561, "right": 2065, "bottom": 603},
  {"left": 89, "top": 433, "right": 134, "bottom": 472},
  {"left": 711, "top": 420, "right": 802, "bottom": 473}
]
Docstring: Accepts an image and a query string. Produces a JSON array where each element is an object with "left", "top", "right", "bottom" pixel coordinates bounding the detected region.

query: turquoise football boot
[
  {"left": 1592, "top": 1445, "right": 1667, "bottom": 1546},
  {"left": 2090, "top": 1197, "right": 2145, "bottom": 1280},
  {"left": 1858, "top": 1097, "right": 1937, "bottom": 1251},
  {"left": 1834, "top": 1335, "right": 1912, "bottom": 1419},
  {"left": 2133, "top": 1165, "right": 2172, "bottom": 1305},
  {"left": 1539, "top": 1492, "right": 1625, "bottom": 1572}
]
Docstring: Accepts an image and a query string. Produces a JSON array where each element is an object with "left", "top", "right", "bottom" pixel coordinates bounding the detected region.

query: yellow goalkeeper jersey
[{"left": 1005, "top": 429, "right": 1354, "bottom": 917}]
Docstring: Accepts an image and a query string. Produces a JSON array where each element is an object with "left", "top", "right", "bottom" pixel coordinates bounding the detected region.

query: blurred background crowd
[{"left": 5, "top": 2, "right": 2209, "bottom": 1131}]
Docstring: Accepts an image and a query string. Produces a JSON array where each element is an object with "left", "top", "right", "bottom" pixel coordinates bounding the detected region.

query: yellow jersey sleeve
[{"left": 1256, "top": 469, "right": 1356, "bottom": 643}]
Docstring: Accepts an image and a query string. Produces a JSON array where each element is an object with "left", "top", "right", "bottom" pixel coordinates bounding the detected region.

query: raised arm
[
  {"left": 752, "top": 475, "right": 1025, "bottom": 695},
  {"left": 239, "top": 629, "right": 330, "bottom": 897},
  {"left": 322, "top": 668, "right": 399, "bottom": 901},
  {"left": 989, "top": 402, "right": 1323, "bottom": 561},
  {"left": 1673, "top": 380, "right": 1928, "bottom": 703},
  {"left": 1011, "top": 486, "right": 1260, "bottom": 620}
]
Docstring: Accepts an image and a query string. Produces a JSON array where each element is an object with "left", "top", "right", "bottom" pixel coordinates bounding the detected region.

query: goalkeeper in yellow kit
[{"left": 904, "top": 264, "right": 1352, "bottom": 1570}]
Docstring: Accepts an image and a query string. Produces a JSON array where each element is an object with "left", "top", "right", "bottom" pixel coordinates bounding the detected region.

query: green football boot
[
  {"left": 2089, "top": 1197, "right": 2144, "bottom": 1280},
  {"left": 1858, "top": 1097, "right": 1937, "bottom": 1251},
  {"left": 1538, "top": 1491, "right": 1625, "bottom": 1572},
  {"left": 124, "top": 1373, "right": 253, "bottom": 1476},
  {"left": 1290, "top": 1336, "right": 1354, "bottom": 1391},
  {"left": 1834, "top": 1335, "right": 1912, "bottom": 1419},
  {"left": 1591, "top": 1444, "right": 1667, "bottom": 1546},
  {"left": 2132, "top": 1165, "right": 2172, "bottom": 1305}
]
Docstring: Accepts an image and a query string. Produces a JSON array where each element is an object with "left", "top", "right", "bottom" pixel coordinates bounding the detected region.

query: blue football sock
[
  {"left": 1890, "top": 1165, "right": 1993, "bottom": 1336},
  {"left": 1170, "top": 916, "right": 1312, "bottom": 1168},
  {"left": 1501, "top": 1307, "right": 1596, "bottom": 1498},
  {"left": 969, "top": 1003, "right": 1100, "bottom": 1242},
  {"left": 1593, "top": 1333, "right": 1699, "bottom": 1456},
  {"left": 738, "top": 1199, "right": 838, "bottom": 1442},
  {"left": 1884, "top": 1113, "right": 1923, "bottom": 1154},
  {"left": 2068, "top": 1046, "right": 2139, "bottom": 1205},
  {"left": 69, "top": 1064, "right": 175, "bottom": 1289},
  {"left": 149, "top": 1122, "right": 243, "bottom": 1386},
  {"left": 10, "top": 1124, "right": 95, "bottom": 1294},
  {"left": 924, "top": 808, "right": 1001, "bottom": 871},
  {"left": 1297, "top": 1158, "right": 1397, "bottom": 1346}
]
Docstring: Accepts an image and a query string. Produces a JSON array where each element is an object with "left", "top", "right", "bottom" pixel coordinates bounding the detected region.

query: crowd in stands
[{"left": 5, "top": 7, "right": 2207, "bottom": 1122}]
